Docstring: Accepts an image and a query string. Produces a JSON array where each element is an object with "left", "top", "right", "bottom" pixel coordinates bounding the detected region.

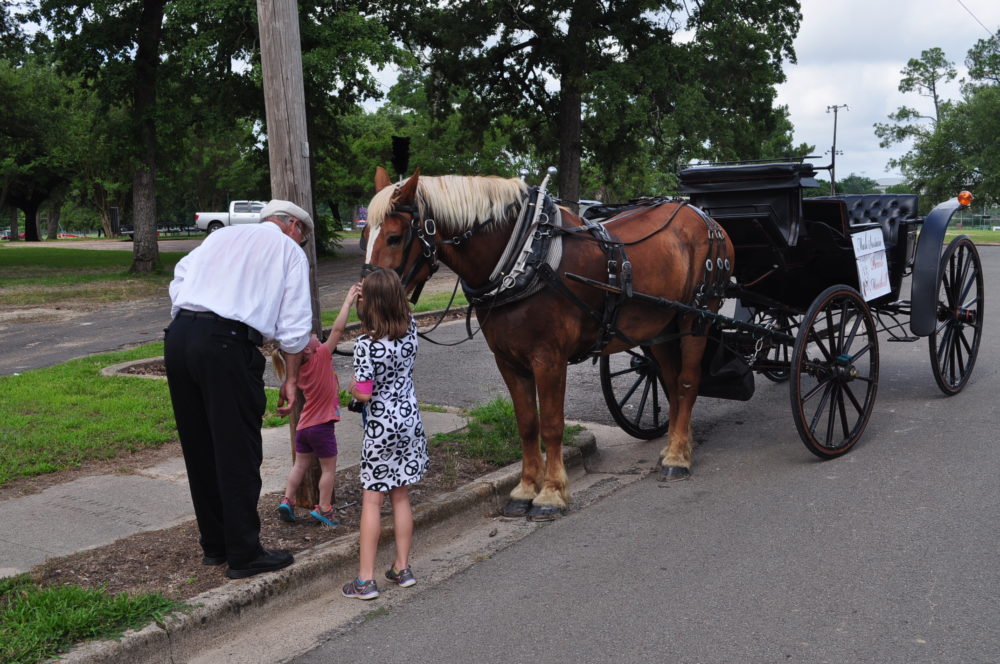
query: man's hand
[
  {"left": 277, "top": 380, "right": 299, "bottom": 416},
  {"left": 276, "top": 348, "right": 305, "bottom": 416}
]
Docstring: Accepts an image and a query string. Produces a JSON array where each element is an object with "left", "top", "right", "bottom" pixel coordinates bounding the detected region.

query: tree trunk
[
  {"left": 555, "top": 7, "right": 588, "bottom": 214},
  {"left": 22, "top": 201, "right": 41, "bottom": 242},
  {"left": 129, "top": 0, "right": 165, "bottom": 274},
  {"left": 258, "top": 0, "right": 323, "bottom": 507},
  {"left": 46, "top": 205, "right": 60, "bottom": 239},
  {"left": 8, "top": 207, "right": 18, "bottom": 242},
  {"left": 556, "top": 84, "right": 583, "bottom": 214}
]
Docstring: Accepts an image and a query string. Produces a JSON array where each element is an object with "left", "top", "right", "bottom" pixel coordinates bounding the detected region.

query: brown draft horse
[{"left": 363, "top": 167, "right": 733, "bottom": 520}]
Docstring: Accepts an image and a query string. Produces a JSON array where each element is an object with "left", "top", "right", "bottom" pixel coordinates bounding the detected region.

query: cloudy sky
[{"left": 776, "top": 0, "right": 1000, "bottom": 183}]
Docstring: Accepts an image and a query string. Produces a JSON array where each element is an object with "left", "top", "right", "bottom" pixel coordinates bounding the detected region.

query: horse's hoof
[
  {"left": 660, "top": 465, "right": 691, "bottom": 482},
  {"left": 528, "top": 505, "right": 565, "bottom": 521},
  {"left": 502, "top": 499, "right": 533, "bottom": 517}
]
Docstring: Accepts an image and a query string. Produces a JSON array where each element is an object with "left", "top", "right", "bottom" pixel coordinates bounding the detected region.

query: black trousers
[{"left": 164, "top": 312, "right": 267, "bottom": 566}]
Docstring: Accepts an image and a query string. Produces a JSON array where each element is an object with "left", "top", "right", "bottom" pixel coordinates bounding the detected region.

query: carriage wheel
[
  {"left": 599, "top": 347, "right": 669, "bottom": 440},
  {"left": 750, "top": 309, "right": 798, "bottom": 383},
  {"left": 790, "top": 285, "right": 879, "bottom": 459},
  {"left": 929, "top": 236, "right": 984, "bottom": 395}
]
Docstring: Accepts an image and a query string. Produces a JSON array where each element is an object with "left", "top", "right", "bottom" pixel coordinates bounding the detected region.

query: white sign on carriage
[{"left": 852, "top": 228, "right": 890, "bottom": 301}]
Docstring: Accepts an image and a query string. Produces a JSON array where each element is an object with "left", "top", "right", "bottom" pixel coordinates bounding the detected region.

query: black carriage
[{"left": 598, "top": 161, "right": 984, "bottom": 458}]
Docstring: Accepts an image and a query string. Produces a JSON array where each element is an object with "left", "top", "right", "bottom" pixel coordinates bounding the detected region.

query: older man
[{"left": 165, "top": 199, "right": 314, "bottom": 579}]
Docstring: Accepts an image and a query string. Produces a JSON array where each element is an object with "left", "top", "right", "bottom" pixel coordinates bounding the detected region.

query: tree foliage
[
  {"left": 0, "top": 56, "right": 76, "bottom": 241},
  {"left": 835, "top": 173, "right": 880, "bottom": 194},
  {"left": 379, "top": 0, "right": 802, "bottom": 207},
  {"left": 875, "top": 34, "right": 1000, "bottom": 206}
]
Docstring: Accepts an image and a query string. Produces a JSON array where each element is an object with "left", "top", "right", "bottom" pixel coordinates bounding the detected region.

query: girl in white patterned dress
[{"left": 343, "top": 269, "right": 428, "bottom": 600}]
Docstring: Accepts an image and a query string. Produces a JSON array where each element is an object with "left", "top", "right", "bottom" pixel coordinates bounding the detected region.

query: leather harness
[{"left": 365, "top": 191, "right": 732, "bottom": 361}]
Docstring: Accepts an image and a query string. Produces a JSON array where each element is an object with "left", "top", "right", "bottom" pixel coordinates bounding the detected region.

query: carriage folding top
[{"left": 678, "top": 161, "right": 922, "bottom": 309}]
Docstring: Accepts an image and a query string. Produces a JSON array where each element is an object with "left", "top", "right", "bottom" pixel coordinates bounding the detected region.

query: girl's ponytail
[{"left": 271, "top": 348, "right": 287, "bottom": 381}]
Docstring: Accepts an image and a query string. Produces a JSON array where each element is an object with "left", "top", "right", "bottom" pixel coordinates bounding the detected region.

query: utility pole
[
  {"left": 827, "top": 104, "right": 848, "bottom": 195},
  {"left": 257, "top": 0, "right": 323, "bottom": 507}
]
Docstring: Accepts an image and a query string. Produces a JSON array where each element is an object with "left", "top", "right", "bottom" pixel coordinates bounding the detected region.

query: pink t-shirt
[{"left": 296, "top": 338, "right": 341, "bottom": 430}]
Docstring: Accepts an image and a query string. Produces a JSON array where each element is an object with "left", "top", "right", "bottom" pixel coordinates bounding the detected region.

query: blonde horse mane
[{"left": 367, "top": 174, "right": 529, "bottom": 234}]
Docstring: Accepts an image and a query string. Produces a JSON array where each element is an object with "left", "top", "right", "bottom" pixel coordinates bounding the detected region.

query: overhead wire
[{"left": 953, "top": 0, "right": 996, "bottom": 36}]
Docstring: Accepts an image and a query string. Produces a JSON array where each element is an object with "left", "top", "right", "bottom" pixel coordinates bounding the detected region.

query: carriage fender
[{"left": 909, "top": 197, "right": 968, "bottom": 336}]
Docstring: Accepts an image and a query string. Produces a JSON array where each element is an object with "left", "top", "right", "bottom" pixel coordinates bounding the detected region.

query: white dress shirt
[{"left": 169, "top": 222, "right": 312, "bottom": 353}]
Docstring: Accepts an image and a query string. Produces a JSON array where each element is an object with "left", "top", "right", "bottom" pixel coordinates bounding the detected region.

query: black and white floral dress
[{"left": 353, "top": 317, "right": 429, "bottom": 491}]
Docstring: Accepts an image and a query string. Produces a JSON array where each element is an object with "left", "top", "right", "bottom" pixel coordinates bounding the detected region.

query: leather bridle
[{"left": 361, "top": 202, "right": 488, "bottom": 303}]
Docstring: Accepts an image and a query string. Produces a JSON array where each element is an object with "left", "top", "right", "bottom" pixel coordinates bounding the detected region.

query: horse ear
[
  {"left": 396, "top": 168, "right": 421, "bottom": 202},
  {"left": 375, "top": 166, "right": 393, "bottom": 192}
]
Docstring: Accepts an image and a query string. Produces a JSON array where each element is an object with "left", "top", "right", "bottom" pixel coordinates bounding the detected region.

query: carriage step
[{"left": 886, "top": 336, "right": 919, "bottom": 342}]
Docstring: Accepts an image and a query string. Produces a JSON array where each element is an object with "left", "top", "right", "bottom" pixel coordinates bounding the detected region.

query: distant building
[{"left": 875, "top": 177, "right": 904, "bottom": 193}]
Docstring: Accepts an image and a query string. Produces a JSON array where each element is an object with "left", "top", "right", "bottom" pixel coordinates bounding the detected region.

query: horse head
[{"left": 362, "top": 166, "right": 438, "bottom": 301}]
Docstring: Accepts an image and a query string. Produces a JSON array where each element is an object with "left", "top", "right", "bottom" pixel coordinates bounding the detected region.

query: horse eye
[{"left": 387, "top": 235, "right": 402, "bottom": 247}]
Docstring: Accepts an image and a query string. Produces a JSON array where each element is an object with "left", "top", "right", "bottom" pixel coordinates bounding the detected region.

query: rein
[{"left": 362, "top": 199, "right": 497, "bottom": 346}]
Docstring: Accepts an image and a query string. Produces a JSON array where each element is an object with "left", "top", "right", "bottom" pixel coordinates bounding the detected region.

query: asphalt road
[{"left": 301, "top": 247, "right": 1000, "bottom": 664}]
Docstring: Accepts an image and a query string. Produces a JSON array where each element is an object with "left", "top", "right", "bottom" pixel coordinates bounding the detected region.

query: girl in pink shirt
[{"left": 274, "top": 284, "right": 361, "bottom": 526}]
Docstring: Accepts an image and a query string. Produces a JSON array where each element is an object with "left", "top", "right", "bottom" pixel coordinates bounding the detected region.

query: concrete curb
[{"left": 60, "top": 430, "right": 597, "bottom": 664}]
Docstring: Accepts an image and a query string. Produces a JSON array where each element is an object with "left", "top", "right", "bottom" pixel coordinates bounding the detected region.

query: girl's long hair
[{"left": 359, "top": 269, "right": 411, "bottom": 340}]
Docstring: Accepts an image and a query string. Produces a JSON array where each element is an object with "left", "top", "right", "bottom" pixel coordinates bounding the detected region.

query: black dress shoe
[
  {"left": 225, "top": 549, "right": 294, "bottom": 579},
  {"left": 202, "top": 554, "right": 227, "bottom": 566}
]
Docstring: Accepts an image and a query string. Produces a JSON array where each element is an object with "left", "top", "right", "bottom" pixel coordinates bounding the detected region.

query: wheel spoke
[
  {"left": 608, "top": 365, "right": 642, "bottom": 379},
  {"left": 807, "top": 380, "right": 834, "bottom": 433},
  {"left": 836, "top": 384, "right": 852, "bottom": 441},
  {"left": 616, "top": 373, "right": 645, "bottom": 409},
  {"left": 843, "top": 310, "right": 864, "bottom": 351},
  {"left": 846, "top": 341, "right": 874, "bottom": 365},
  {"left": 631, "top": 374, "right": 653, "bottom": 428},
  {"left": 841, "top": 381, "right": 866, "bottom": 417},
  {"left": 800, "top": 375, "right": 829, "bottom": 404}
]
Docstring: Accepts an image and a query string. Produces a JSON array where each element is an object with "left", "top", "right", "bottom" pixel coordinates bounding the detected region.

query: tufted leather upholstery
[{"left": 811, "top": 194, "right": 918, "bottom": 248}]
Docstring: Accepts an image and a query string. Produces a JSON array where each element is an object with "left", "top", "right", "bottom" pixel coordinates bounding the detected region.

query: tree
[
  {"left": 874, "top": 36, "right": 1000, "bottom": 206},
  {"left": 897, "top": 47, "right": 956, "bottom": 123},
  {"left": 835, "top": 173, "right": 881, "bottom": 194},
  {"left": 0, "top": 2, "right": 27, "bottom": 62},
  {"left": 381, "top": 0, "right": 801, "bottom": 210},
  {"left": 965, "top": 32, "right": 1000, "bottom": 87},
  {"left": 0, "top": 56, "right": 74, "bottom": 242},
  {"left": 874, "top": 47, "right": 957, "bottom": 170},
  {"left": 32, "top": 0, "right": 169, "bottom": 269}
]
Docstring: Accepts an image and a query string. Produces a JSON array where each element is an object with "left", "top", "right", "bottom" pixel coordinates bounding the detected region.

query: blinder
[{"left": 361, "top": 202, "right": 443, "bottom": 303}]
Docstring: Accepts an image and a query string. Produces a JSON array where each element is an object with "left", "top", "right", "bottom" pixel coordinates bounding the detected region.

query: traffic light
[{"left": 391, "top": 136, "right": 410, "bottom": 179}]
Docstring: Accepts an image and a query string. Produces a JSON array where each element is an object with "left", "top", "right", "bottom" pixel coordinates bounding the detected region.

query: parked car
[{"left": 194, "top": 200, "right": 266, "bottom": 234}]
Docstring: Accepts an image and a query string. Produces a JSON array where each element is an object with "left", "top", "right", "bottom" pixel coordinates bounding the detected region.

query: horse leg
[
  {"left": 525, "top": 359, "right": 569, "bottom": 521},
  {"left": 493, "top": 356, "right": 542, "bottom": 517},
  {"left": 650, "top": 332, "right": 706, "bottom": 481}
]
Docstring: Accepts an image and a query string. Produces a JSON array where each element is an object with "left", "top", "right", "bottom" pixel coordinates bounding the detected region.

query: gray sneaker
[
  {"left": 342, "top": 577, "right": 379, "bottom": 600},
  {"left": 385, "top": 566, "right": 416, "bottom": 588}
]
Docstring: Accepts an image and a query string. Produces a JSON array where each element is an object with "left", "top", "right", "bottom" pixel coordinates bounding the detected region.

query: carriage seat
[
  {"left": 678, "top": 162, "right": 820, "bottom": 247},
  {"left": 809, "top": 194, "right": 918, "bottom": 249}
]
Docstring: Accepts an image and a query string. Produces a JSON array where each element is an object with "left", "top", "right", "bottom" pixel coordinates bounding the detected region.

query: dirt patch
[{"left": 30, "top": 439, "right": 499, "bottom": 601}]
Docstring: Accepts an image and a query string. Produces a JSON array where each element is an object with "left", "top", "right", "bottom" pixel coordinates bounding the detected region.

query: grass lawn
[
  {"left": 433, "top": 398, "right": 583, "bottom": 467},
  {"left": 942, "top": 228, "right": 1000, "bottom": 244},
  {"left": 0, "top": 343, "right": 287, "bottom": 488},
  {"left": 0, "top": 574, "right": 181, "bottom": 664},
  {"left": 0, "top": 246, "right": 184, "bottom": 307}
]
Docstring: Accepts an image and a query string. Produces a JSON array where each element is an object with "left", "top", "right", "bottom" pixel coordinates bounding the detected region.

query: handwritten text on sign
[{"left": 852, "top": 228, "right": 890, "bottom": 301}]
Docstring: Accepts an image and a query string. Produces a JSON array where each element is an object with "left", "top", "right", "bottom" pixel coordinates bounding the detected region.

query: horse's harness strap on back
[
  {"left": 690, "top": 206, "right": 732, "bottom": 335},
  {"left": 461, "top": 187, "right": 564, "bottom": 309}
]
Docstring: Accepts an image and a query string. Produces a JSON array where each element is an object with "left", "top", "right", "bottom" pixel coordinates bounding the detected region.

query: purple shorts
[{"left": 295, "top": 421, "right": 338, "bottom": 458}]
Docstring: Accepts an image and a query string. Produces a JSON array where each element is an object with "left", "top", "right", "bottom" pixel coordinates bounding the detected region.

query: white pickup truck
[{"left": 194, "top": 200, "right": 266, "bottom": 234}]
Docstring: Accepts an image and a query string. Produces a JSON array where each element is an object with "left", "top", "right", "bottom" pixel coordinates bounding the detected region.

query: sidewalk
[{"left": 0, "top": 409, "right": 468, "bottom": 578}]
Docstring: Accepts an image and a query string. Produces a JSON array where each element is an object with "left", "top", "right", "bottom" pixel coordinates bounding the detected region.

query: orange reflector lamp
[{"left": 957, "top": 190, "right": 974, "bottom": 207}]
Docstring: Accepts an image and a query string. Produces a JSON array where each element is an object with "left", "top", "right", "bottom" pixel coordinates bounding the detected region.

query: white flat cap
[{"left": 260, "top": 199, "right": 314, "bottom": 232}]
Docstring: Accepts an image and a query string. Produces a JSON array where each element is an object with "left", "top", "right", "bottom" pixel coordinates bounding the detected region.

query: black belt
[{"left": 176, "top": 309, "right": 264, "bottom": 346}]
